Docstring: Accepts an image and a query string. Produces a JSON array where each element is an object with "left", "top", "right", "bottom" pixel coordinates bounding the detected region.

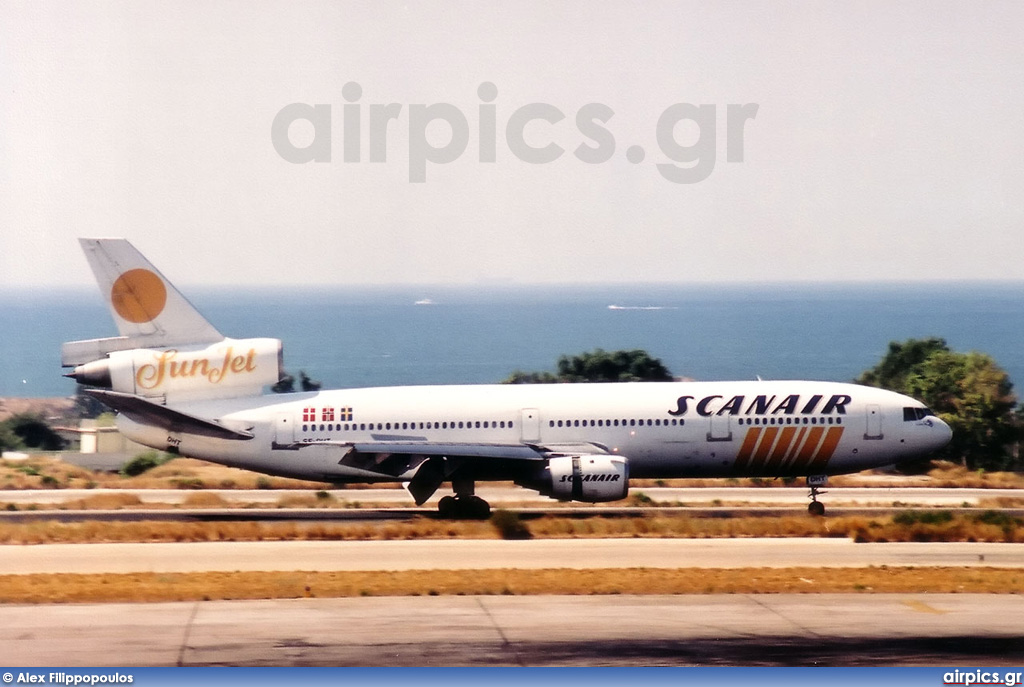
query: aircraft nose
[{"left": 928, "top": 416, "right": 953, "bottom": 450}]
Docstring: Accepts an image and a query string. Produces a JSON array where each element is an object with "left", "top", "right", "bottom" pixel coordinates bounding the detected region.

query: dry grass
[
  {"left": 180, "top": 492, "right": 230, "bottom": 508},
  {"left": 122, "top": 458, "right": 329, "bottom": 490},
  {"left": 3, "top": 455, "right": 1023, "bottom": 497},
  {"left": 0, "top": 511, "right": 1021, "bottom": 544},
  {"left": 923, "top": 461, "right": 1024, "bottom": 488},
  {"left": 529, "top": 512, "right": 1024, "bottom": 543},
  {"left": 0, "top": 397, "right": 75, "bottom": 424},
  {"left": 0, "top": 566, "right": 1021, "bottom": 604},
  {"left": 632, "top": 462, "right": 1024, "bottom": 489},
  {"left": 57, "top": 493, "right": 144, "bottom": 510},
  {"left": 0, "top": 517, "right": 495, "bottom": 544},
  {"left": 0, "top": 456, "right": 332, "bottom": 491},
  {"left": 979, "top": 497, "right": 1024, "bottom": 509},
  {"left": 0, "top": 457, "right": 97, "bottom": 490}
]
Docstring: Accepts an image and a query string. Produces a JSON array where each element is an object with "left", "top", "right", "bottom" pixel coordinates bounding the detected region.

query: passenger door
[
  {"left": 864, "top": 404, "right": 883, "bottom": 440},
  {"left": 521, "top": 408, "right": 541, "bottom": 443}
]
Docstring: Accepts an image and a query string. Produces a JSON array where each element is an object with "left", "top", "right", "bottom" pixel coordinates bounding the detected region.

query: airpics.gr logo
[
  {"left": 271, "top": 82, "right": 758, "bottom": 183},
  {"left": 943, "top": 670, "right": 1024, "bottom": 686},
  {"left": 110, "top": 269, "right": 167, "bottom": 324}
]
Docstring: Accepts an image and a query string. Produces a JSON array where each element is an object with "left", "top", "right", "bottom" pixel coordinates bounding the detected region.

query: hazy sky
[{"left": 2, "top": 1, "right": 1022, "bottom": 287}]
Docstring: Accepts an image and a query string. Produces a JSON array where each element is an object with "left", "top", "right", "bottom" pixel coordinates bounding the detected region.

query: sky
[{"left": 1, "top": 1, "right": 1022, "bottom": 288}]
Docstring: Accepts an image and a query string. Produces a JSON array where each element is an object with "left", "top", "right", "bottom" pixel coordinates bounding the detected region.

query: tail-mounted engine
[
  {"left": 64, "top": 337, "right": 284, "bottom": 402},
  {"left": 521, "top": 454, "right": 630, "bottom": 503}
]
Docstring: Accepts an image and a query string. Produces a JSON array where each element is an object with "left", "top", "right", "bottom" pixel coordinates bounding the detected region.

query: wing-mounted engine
[
  {"left": 520, "top": 454, "right": 630, "bottom": 503},
  {"left": 64, "top": 337, "right": 284, "bottom": 402}
]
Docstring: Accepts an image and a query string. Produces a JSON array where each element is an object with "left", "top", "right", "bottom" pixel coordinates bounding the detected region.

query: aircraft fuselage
[{"left": 118, "top": 379, "right": 951, "bottom": 483}]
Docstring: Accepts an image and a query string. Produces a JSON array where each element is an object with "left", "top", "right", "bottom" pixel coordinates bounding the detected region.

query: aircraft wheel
[
  {"left": 467, "top": 495, "right": 491, "bottom": 520},
  {"left": 808, "top": 500, "right": 825, "bottom": 516},
  {"left": 438, "top": 495, "right": 457, "bottom": 518}
]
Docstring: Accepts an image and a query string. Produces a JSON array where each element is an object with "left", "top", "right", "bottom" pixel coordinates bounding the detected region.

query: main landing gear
[
  {"left": 437, "top": 477, "right": 491, "bottom": 520},
  {"left": 438, "top": 495, "right": 491, "bottom": 519},
  {"left": 807, "top": 475, "right": 828, "bottom": 516}
]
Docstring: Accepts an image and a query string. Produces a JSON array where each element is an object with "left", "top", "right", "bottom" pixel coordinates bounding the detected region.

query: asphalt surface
[
  {"left": 2, "top": 594, "right": 1022, "bottom": 666},
  {"left": 3, "top": 485, "right": 1021, "bottom": 667},
  {"left": 1, "top": 485, "right": 1021, "bottom": 506},
  {"left": 2, "top": 538, "right": 1021, "bottom": 574}
]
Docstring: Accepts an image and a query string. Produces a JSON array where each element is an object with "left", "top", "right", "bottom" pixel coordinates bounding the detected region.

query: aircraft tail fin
[{"left": 63, "top": 238, "right": 223, "bottom": 365}]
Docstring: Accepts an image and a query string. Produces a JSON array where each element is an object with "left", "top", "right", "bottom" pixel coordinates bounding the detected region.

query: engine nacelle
[
  {"left": 535, "top": 454, "right": 629, "bottom": 503},
  {"left": 67, "top": 337, "right": 284, "bottom": 402}
]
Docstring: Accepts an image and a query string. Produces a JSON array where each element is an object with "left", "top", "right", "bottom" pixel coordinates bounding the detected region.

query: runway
[
  {"left": 2, "top": 538, "right": 1022, "bottom": 574},
  {"left": 2, "top": 594, "right": 1022, "bottom": 666},
  {"left": 4, "top": 489, "right": 1022, "bottom": 667},
  {"left": 1, "top": 485, "right": 1021, "bottom": 506}
]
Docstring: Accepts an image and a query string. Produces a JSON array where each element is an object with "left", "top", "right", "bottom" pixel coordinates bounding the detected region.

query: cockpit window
[{"left": 903, "top": 407, "right": 934, "bottom": 422}]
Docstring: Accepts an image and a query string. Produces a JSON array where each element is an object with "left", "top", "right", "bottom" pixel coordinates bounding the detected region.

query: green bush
[
  {"left": 490, "top": 510, "right": 532, "bottom": 540},
  {"left": 974, "top": 510, "right": 1021, "bottom": 529},
  {"left": 120, "top": 451, "right": 169, "bottom": 477},
  {"left": 893, "top": 510, "right": 953, "bottom": 526},
  {"left": 629, "top": 491, "right": 654, "bottom": 506}
]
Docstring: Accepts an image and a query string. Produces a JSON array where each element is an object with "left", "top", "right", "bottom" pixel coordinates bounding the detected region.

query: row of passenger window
[
  {"left": 737, "top": 416, "right": 843, "bottom": 426},
  {"left": 301, "top": 419, "right": 516, "bottom": 433},
  {"left": 549, "top": 418, "right": 685, "bottom": 428}
]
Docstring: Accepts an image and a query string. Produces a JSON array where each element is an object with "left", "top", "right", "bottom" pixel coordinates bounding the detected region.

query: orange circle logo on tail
[{"left": 111, "top": 269, "right": 168, "bottom": 323}]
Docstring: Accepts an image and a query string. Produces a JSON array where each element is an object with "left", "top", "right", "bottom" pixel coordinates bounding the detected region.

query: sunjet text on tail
[{"left": 64, "top": 239, "right": 952, "bottom": 517}]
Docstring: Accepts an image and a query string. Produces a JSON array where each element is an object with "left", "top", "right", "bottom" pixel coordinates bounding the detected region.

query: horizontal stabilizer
[
  {"left": 84, "top": 389, "right": 253, "bottom": 441},
  {"left": 62, "top": 336, "right": 137, "bottom": 367}
]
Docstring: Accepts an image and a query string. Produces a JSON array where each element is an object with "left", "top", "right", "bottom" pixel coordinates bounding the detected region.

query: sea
[{"left": 2, "top": 282, "right": 1024, "bottom": 399}]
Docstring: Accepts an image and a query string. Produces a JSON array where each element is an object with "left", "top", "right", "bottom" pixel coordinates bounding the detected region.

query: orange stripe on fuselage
[
  {"left": 734, "top": 427, "right": 762, "bottom": 471},
  {"left": 808, "top": 426, "right": 844, "bottom": 473},
  {"left": 749, "top": 427, "right": 779, "bottom": 473},
  {"left": 764, "top": 426, "right": 798, "bottom": 474},
  {"left": 780, "top": 427, "right": 807, "bottom": 470},
  {"left": 791, "top": 426, "right": 825, "bottom": 472}
]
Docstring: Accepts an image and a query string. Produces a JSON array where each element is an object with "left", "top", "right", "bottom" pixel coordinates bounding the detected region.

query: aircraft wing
[
  {"left": 295, "top": 440, "right": 611, "bottom": 461},
  {"left": 350, "top": 441, "right": 546, "bottom": 460},
  {"left": 340, "top": 440, "right": 611, "bottom": 505},
  {"left": 84, "top": 389, "right": 255, "bottom": 441},
  {"left": 276, "top": 439, "right": 611, "bottom": 505}
]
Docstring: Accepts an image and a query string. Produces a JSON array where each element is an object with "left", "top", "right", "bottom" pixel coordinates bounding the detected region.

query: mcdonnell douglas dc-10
[{"left": 63, "top": 239, "right": 952, "bottom": 517}]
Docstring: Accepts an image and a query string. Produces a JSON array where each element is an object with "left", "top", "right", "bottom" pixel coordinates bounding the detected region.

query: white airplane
[{"left": 63, "top": 239, "right": 952, "bottom": 517}]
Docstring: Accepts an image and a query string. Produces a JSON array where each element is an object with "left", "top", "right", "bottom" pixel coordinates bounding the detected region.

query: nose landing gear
[{"left": 807, "top": 475, "right": 828, "bottom": 516}]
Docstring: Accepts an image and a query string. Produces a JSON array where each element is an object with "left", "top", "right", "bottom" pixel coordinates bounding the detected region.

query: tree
[
  {"left": 0, "top": 423, "right": 18, "bottom": 453},
  {"left": 271, "top": 370, "right": 321, "bottom": 393},
  {"left": 1, "top": 414, "right": 66, "bottom": 451},
  {"left": 857, "top": 338, "right": 1020, "bottom": 471},
  {"left": 505, "top": 349, "right": 674, "bottom": 384},
  {"left": 299, "top": 371, "right": 322, "bottom": 391},
  {"left": 271, "top": 372, "right": 295, "bottom": 394},
  {"left": 857, "top": 337, "right": 949, "bottom": 390},
  {"left": 504, "top": 371, "right": 559, "bottom": 384},
  {"left": 72, "top": 385, "right": 108, "bottom": 418}
]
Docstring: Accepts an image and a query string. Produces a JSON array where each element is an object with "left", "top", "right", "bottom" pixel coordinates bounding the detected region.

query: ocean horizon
[{"left": 2, "top": 281, "right": 1023, "bottom": 400}]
